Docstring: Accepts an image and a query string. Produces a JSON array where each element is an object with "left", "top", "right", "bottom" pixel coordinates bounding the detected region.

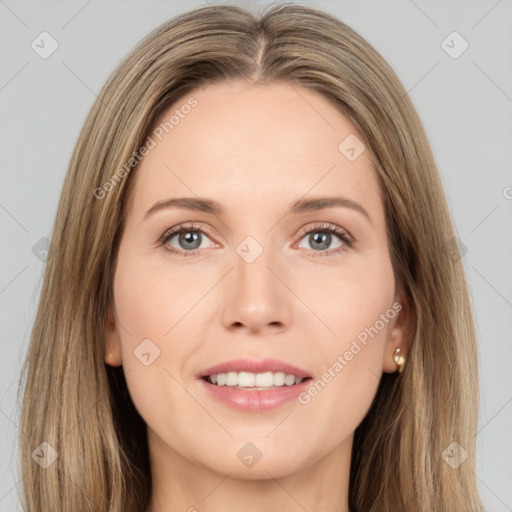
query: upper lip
[{"left": 198, "top": 358, "right": 312, "bottom": 379}]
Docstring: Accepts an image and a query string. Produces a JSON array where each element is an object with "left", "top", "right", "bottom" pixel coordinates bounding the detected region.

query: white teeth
[
  {"left": 255, "top": 371, "right": 274, "bottom": 387},
  {"left": 273, "top": 371, "right": 286, "bottom": 386},
  {"left": 285, "top": 374, "right": 296, "bottom": 386},
  {"left": 226, "top": 371, "right": 238, "bottom": 386},
  {"left": 206, "top": 371, "right": 306, "bottom": 388},
  {"left": 238, "top": 372, "right": 255, "bottom": 387}
]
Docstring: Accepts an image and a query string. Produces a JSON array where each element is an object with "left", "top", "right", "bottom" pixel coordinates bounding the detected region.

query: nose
[{"left": 221, "top": 242, "right": 292, "bottom": 334}]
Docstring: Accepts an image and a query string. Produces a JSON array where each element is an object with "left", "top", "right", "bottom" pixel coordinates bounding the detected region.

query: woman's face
[{"left": 105, "top": 80, "right": 408, "bottom": 480}]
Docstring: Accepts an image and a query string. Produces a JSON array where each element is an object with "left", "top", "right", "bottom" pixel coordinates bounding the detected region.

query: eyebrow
[{"left": 144, "top": 196, "right": 371, "bottom": 223}]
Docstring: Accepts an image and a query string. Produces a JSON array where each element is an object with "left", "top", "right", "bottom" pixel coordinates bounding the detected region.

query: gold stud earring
[
  {"left": 105, "top": 352, "right": 116, "bottom": 367},
  {"left": 393, "top": 347, "right": 406, "bottom": 373}
]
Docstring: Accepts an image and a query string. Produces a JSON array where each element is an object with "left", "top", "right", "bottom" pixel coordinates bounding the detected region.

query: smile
[
  {"left": 204, "top": 371, "right": 307, "bottom": 389},
  {"left": 197, "top": 358, "right": 313, "bottom": 412}
]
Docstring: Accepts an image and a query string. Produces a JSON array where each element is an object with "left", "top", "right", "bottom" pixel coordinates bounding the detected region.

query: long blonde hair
[{"left": 18, "top": 3, "right": 484, "bottom": 511}]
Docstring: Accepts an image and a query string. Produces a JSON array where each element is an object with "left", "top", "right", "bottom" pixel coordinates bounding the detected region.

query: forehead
[{"left": 126, "top": 80, "right": 382, "bottom": 221}]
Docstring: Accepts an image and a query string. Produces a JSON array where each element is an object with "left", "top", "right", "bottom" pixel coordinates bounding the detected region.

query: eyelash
[{"left": 158, "top": 222, "right": 355, "bottom": 258}]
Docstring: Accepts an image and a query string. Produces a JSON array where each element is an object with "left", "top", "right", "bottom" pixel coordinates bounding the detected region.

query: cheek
[
  {"left": 303, "top": 253, "right": 395, "bottom": 349},
  {"left": 110, "top": 250, "right": 198, "bottom": 412},
  {"left": 112, "top": 246, "right": 202, "bottom": 349},
  {"left": 296, "top": 257, "right": 395, "bottom": 420}
]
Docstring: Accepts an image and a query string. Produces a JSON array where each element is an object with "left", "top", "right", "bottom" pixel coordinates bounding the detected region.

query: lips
[{"left": 197, "top": 358, "right": 313, "bottom": 412}]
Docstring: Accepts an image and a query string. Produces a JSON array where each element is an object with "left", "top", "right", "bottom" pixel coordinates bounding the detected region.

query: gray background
[{"left": 1, "top": 0, "right": 511, "bottom": 510}]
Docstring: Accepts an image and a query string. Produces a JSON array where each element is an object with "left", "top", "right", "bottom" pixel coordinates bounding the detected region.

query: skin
[{"left": 105, "top": 80, "right": 411, "bottom": 512}]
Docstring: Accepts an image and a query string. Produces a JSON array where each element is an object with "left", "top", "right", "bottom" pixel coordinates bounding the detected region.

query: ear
[
  {"left": 104, "top": 304, "right": 123, "bottom": 367},
  {"left": 382, "top": 290, "right": 413, "bottom": 373}
]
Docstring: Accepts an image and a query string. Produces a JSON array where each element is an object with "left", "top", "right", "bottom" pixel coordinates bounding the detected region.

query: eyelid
[
  {"left": 159, "top": 222, "right": 215, "bottom": 245},
  {"left": 295, "top": 222, "right": 354, "bottom": 244}
]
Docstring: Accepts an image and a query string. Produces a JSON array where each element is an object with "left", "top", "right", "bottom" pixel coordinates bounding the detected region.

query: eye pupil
[
  {"left": 179, "top": 231, "right": 201, "bottom": 250},
  {"left": 310, "top": 232, "right": 331, "bottom": 250}
]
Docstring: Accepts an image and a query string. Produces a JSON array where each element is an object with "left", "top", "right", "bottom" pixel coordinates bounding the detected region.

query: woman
[{"left": 18, "top": 3, "right": 485, "bottom": 511}]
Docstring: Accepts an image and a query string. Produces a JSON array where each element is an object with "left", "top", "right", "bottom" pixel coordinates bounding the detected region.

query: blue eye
[
  {"left": 296, "top": 223, "right": 353, "bottom": 256},
  {"left": 159, "top": 222, "right": 354, "bottom": 257},
  {"left": 160, "top": 223, "right": 214, "bottom": 256}
]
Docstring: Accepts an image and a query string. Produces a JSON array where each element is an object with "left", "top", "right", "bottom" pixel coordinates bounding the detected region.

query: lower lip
[{"left": 198, "top": 378, "right": 312, "bottom": 412}]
